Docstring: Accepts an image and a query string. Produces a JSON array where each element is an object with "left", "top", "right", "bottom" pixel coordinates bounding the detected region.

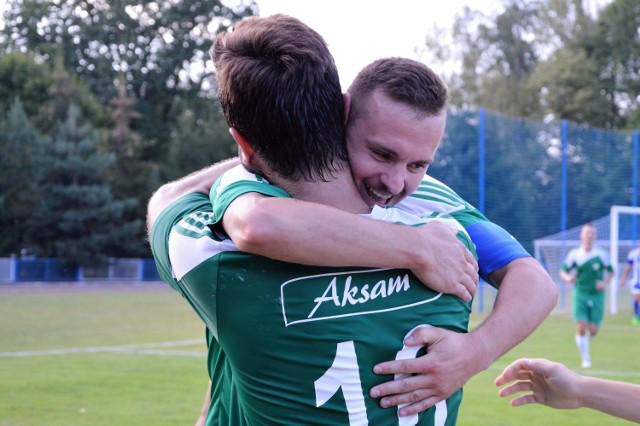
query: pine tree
[
  {"left": 34, "top": 105, "right": 143, "bottom": 264},
  {"left": 0, "top": 98, "right": 46, "bottom": 255},
  {"left": 105, "top": 78, "right": 159, "bottom": 253}
]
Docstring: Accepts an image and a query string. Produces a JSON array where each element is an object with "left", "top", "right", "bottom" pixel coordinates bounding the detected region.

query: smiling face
[{"left": 346, "top": 90, "right": 446, "bottom": 207}]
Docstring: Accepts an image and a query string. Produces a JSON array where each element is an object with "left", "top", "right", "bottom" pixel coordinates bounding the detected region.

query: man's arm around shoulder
[{"left": 147, "top": 158, "right": 240, "bottom": 235}]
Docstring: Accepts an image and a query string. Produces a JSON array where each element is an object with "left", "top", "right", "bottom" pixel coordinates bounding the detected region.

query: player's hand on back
[{"left": 370, "top": 325, "right": 481, "bottom": 416}]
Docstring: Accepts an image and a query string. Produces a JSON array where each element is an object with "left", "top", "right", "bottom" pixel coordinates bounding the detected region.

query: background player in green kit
[
  {"left": 560, "top": 223, "right": 613, "bottom": 368},
  {"left": 149, "top": 13, "right": 476, "bottom": 425}
]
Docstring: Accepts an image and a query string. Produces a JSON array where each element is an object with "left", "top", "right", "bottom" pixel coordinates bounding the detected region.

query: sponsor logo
[{"left": 280, "top": 268, "right": 441, "bottom": 326}]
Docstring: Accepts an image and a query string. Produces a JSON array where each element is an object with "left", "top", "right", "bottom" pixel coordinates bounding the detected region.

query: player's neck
[{"left": 289, "top": 172, "right": 371, "bottom": 214}]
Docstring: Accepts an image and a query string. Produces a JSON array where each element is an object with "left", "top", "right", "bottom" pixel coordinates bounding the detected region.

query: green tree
[
  {"left": 1, "top": 0, "right": 256, "bottom": 100},
  {"left": 0, "top": 0, "right": 256, "bottom": 164},
  {"left": 426, "top": 0, "right": 612, "bottom": 124},
  {"left": 523, "top": 0, "right": 640, "bottom": 129},
  {"left": 530, "top": 48, "right": 613, "bottom": 127},
  {"left": 33, "top": 105, "right": 143, "bottom": 263},
  {"left": 0, "top": 53, "right": 52, "bottom": 120},
  {"left": 39, "top": 54, "right": 107, "bottom": 133},
  {"left": 104, "top": 78, "right": 158, "bottom": 249},
  {"left": 0, "top": 98, "right": 47, "bottom": 255},
  {"left": 430, "top": 0, "right": 542, "bottom": 116},
  {"left": 535, "top": 0, "right": 597, "bottom": 47},
  {"left": 164, "top": 96, "right": 235, "bottom": 182},
  {"left": 588, "top": 0, "right": 640, "bottom": 129}
]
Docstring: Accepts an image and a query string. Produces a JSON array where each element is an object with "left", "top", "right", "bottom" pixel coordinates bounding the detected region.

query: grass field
[{"left": 1, "top": 283, "right": 639, "bottom": 425}]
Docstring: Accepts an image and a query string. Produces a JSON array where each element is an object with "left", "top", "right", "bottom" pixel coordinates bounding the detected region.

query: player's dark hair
[
  {"left": 211, "top": 14, "right": 347, "bottom": 182},
  {"left": 347, "top": 57, "right": 447, "bottom": 123}
]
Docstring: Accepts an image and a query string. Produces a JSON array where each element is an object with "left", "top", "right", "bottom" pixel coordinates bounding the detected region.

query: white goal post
[{"left": 610, "top": 205, "right": 640, "bottom": 315}]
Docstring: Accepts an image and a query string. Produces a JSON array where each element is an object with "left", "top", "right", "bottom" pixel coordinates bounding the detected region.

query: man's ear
[
  {"left": 343, "top": 92, "right": 352, "bottom": 125},
  {"left": 229, "top": 128, "right": 254, "bottom": 167}
]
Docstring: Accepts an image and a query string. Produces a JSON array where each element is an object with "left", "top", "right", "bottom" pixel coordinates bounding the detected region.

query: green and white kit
[{"left": 151, "top": 166, "right": 476, "bottom": 425}]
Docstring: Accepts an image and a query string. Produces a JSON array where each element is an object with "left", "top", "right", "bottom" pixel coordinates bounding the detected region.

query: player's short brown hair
[
  {"left": 212, "top": 14, "right": 347, "bottom": 182},
  {"left": 347, "top": 57, "right": 447, "bottom": 123}
]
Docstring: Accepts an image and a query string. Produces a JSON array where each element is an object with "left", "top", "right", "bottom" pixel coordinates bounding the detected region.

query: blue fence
[
  {"left": 0, "top": 257, "right": 161, "bottom": 283},
  {"left": 429, "top": 109, "right": 640, "bottom": 253}
]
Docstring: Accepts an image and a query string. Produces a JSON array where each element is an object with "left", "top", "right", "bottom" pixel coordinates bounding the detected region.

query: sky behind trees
[{"left": 242, "top": 0, "right": 611, "bottom": 86}]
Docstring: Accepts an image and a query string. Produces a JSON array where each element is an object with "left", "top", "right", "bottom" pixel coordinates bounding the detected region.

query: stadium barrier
[{"left": 0, "top": 257, "right": 161, "bottom": 283}]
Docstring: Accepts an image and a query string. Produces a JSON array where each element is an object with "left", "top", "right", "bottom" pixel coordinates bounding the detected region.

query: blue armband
[{"left": 466, "top": 221, "right": 530, "bottom": 280}]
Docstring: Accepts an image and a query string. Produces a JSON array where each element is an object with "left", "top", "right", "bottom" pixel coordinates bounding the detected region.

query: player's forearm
[
  {"left": 580, "top": 377, "right": 640, "bottom": 423},
  {"left": 196, "top": 381, "right": 212, "bottom": 426},
  {"left": 147, "top": 158, "right": 239, "bottom": 233},
  {"left": 559, "top": 270, "right": 573, "bottom": 283},
  {"left": 229, "top": 196, "right": 424, "bottom": 269},
  {"left": 468, "top": 259, "right": 558, "bottom": 371}
]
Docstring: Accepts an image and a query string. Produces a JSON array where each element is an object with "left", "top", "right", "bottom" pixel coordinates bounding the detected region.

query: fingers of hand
[
  {"left": 465, "top": 249, "right": 479, "bottom": 272},
  {"left": 456, "top": 285, "right": 472, "bottom": 302},
  {"left": 510, "top": 394, "right": 537, "bottom": 407},
  {"left": 498, "top": 380, "right": 533, "bottom": 398},
  {"left": 496, "top": 359, "right": 532, "bottom": 383},
  {"left": 467, "top": 259, "right": 479, "bottom": 282},
  {"left": 372, "top": 377, "right": 441, "bottom": 408},
  {"left": 402, "top": 325, "right": 441, "bottom": 347},
  {"left": 371, "top": 374, "right": 423, "bottom": 398},
  {"left": 397, "top": 398, "right": 438, "bottom": 417},
  {"left": 374, "top": 357, "right": 427, "bottom": 377},
  {"left": 462, "top": 270, "right": 477, "bottom": 294},
  {"left": 391, "top": 394, "right": 454, "bottom": 417}
]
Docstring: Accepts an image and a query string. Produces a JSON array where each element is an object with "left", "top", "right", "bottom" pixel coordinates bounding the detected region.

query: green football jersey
[
  {"left": 561, "top": 246, "right": 613, "bottom": 294},
  {"left": 151, "top": 167, "right": 476, "bottom": 425},
  {"left": 396, "top": 174, "right": 487, "bottom": 228},
  {"left": 397, "top": 174, "right": 531, "bottom": 281}
]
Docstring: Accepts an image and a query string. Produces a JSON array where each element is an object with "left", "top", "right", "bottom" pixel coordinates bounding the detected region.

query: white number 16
[{"left": 314, "top": 337, "right": 447, "bottom": 426}]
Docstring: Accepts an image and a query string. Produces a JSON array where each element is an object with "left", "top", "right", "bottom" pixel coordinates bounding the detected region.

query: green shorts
[{"left": 573, "top": 290, "right": 605, "bottom": 326}]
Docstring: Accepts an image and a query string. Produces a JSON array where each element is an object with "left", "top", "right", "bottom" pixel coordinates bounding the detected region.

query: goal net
[{"left": 533, "top": 205, "right": 640, "bottom": 314}]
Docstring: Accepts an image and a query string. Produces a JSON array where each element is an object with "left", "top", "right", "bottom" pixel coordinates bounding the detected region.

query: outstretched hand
[{"left": 495, "top": 358, "right": 583, "bottom": 410}]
